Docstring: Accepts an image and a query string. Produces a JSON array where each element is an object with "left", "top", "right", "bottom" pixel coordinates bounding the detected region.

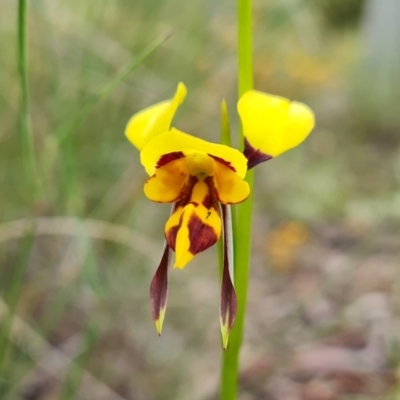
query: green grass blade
[
  {"left": 59, "top": 321, "right": 99, "bottom": 400},
  {"left": 17, "top": 0, "right": 43, "bottom": 200},
  {"left": 0, "top": 227, "right": 35, "bottom": 387},
  {"left": 56, "top": 31, "right": 172, "bottom": 215},
  {"left": 55, "top": 32, "right": 173, "bottom": 144}
]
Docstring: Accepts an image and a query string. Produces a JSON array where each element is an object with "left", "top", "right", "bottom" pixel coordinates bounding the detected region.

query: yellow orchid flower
[
  {"left": 126, "top": 83, "right": 248, "bottom": 342},
  {"left": 125, "top": 82, "right": 314, "bottom": 345},
  {"left": 141, "top": 128, "right": 249, "bottom": 268}
]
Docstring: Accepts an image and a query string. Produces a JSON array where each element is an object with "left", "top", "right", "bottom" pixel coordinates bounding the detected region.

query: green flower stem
[
  {"left": 220, "top": 175, "right": 254, "bottom": 400},
  {"left": 220, "top": 0, "right": 253, "bottom": 398},
  {"left": 237, "top": 0, "right": 254, "bottom": 98},
  {"left": 18, "top": 0, "right": 43, "bottom": 200},
  {"left": 218, "top": 100, "right": 232, "bottom": 278}
]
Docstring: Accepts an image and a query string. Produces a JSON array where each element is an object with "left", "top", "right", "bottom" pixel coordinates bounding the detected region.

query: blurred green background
[{"left": 1, "top": 0, "right": 400, "bottom": 399}]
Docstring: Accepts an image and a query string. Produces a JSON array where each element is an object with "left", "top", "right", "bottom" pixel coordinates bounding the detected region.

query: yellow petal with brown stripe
[
  {"left": 212, "top": 159, "right": 250, "bottom": 204},
  {"left": 143, "top": 157, "right": 188, "bottom": 203},
  {"left": 140, "top": 128, "right": 248, "bottom": 177}
]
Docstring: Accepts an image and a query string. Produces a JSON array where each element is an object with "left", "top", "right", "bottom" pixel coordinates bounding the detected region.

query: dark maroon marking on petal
[
  {"left": 243, "top": 138, "right": 273, "bottom": 169},
  {"left": 165, "top": 202, "right": 183, "bottom": 251},
  {"left": 203, "top": 176, "right": 219, "bottom": 209},
  {"left": 175, "top": 175, "right": 198, "bottom": 207},
  {"left": 160, "top": 175, "right": 198, "bottom": 208},
  {"left": 220, "top": 264, "right": 237, "bottom": 330},
  {"left": 202, "top": 194, "right": 212, "bottom": 209},
  {"left": 220, "top": 204, "right": 237, "bottom": 334},
  {"left": 150, "top": 245, "right": 170, "bottom": 323},
  {"left": 165, "top": 225, "right": 179, "bottom": 251},
  {"left": 208, "top": 154, "right": 236, "bottom": 172},
  {"left": 202, "top": 194, "right": 219, "bottom": 210},
  {"left": 188, "top": 214, "right": 218, "bottom": 255},
  {"left": 156, "top": 151, "right": 185, "bottom": 169}
]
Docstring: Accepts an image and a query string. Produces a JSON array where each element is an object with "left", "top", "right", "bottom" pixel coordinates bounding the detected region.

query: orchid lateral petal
[
  {"left": 144, "top": 157, "right": 187, "bottom": 203},
  {"left": 212, "top": 158, "right": 250, "bottom": 204},
  {"left": 237, "top": 90, "right": 315, "bottom": 167},
  {"left": 140, "top": 128, "right": 248, "bottom": 177},
  {"left": 125, "top": 82, "right": 187, "bottom": 150},
  {"left": 219, "top": 204, "right": 237, "bottom": 349},
  {"left": 150, "top": 244, "right": 170, "bottom": 335}
]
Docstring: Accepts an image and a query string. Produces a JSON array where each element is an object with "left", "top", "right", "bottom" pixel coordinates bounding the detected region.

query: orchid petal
[
  {"left": 165, "top": 181, "right": 222, "bottom": 269},
  {"left": 140, "top": 128, "right": 248, "bottom": 177},
  {"left": 237, "top": 90, "right": 315, "bottom": 167},
  {"left": 125, "top": 82, "right": 187, "bottom": 150},
  {"left": 212, "top": 159, "right": 250, "bottom": 204},
  {"left": 143, "top": 156, "right": 187, "bottom": 203}
]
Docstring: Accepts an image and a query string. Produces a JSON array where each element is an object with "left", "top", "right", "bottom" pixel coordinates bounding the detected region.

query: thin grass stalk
[
  {"left": 18, "top": 0, "right": 43, "bottom": 200},
  {"left": 55, "top": 34, "right": 172, "bottom": 291},
  {"left": 56, "top": 32, "right": 172, "bottom": 215},
  {"left": 60, "top": 321, "right": 98, "bottom": 400},
  {"left": 218, "top": 100, "right": 232, "bottom": 278},
  {"left": 220, "top": 0, "right": 254, "bottom": 397},
  {"left": 55, "top": 32, "right": 172, "bottom": 144},
  {"left": 0, "top": 231, "right": 35, "bottom": 385}
]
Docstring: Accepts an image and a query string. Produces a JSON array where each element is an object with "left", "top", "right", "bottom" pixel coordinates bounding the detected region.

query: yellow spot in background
[
  {"left": 265, "top": 221, "right": 309, "bottom": 271},
  {"left": 284, "top": 51, "right": 337, "bottom": 87}
]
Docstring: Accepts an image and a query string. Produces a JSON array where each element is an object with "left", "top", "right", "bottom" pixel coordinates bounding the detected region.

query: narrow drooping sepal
[
  {"left": 243, "top": 138, "right": 273, "bottom": 169},
  {"left": 150, "top": 245, "right": 170, "bottom": 335},
  {"left": 219, "top": 204, "right": 237, "bottom": 349}
]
